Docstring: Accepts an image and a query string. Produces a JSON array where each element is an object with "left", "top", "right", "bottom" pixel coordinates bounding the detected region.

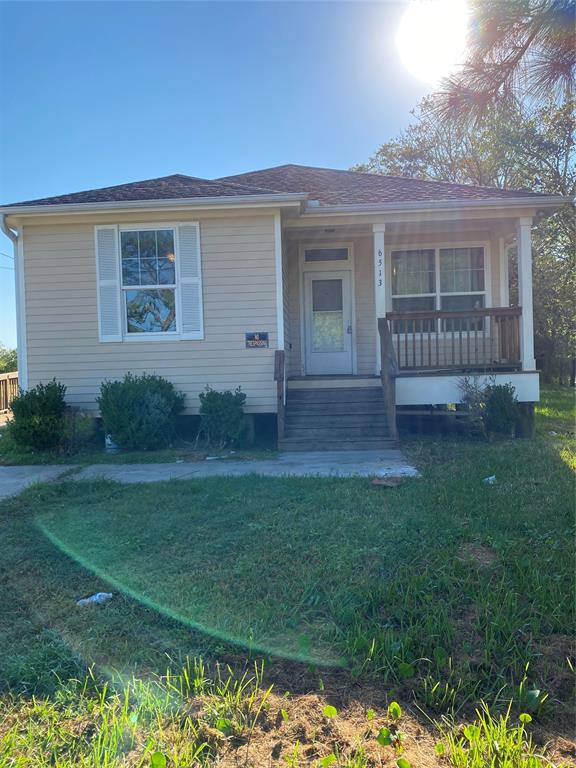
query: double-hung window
[
  {"left": 391, "top": 245, "right": 487, "bottom": 332},
  {"left": 121, "top": 228, "right": 177, "bottom": 334},
  {"left": 95, "top": 223, "right": 203, "bottom": 342}
]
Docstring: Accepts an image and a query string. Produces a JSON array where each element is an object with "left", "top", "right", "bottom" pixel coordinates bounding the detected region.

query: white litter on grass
[
  {"left": 77, "top": 592, "right": 113, "bottom": 606},
  {"left": 205, "top": 456, "right": 218, "bottom": 461},
  {"left": 482, "top": 475, "right": 497, "bottom": 485}
]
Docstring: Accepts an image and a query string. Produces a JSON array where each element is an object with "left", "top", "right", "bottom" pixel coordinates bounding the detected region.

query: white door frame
[{"left": 298, "top": 243, "right": 357, "bottom": 375}]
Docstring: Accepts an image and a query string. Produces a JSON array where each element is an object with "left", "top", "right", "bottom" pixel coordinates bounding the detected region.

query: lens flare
[{"left": 396, "top": 0, "right": 469, "bottom": 84}]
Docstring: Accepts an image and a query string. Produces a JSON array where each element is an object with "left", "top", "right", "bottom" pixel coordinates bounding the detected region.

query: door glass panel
[{"left": 311, "top": 279, "right": 344, "bottom": 352}]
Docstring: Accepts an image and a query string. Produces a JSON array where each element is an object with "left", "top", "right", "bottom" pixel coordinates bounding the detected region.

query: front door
[{"left": 304, "top": 270, "right": 353, "bottom": 375}]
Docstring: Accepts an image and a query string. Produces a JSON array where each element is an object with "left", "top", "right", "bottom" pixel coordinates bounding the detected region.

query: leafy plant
[
  {"left": 98, "top": 373, "right": 185, "bottom": 450},
  {"left": 9, "top": 379, "right": 67, "bottom": 450},
  {"left": 484, "top": 383, "right": 519, "bottom": 436},
  {"left": 199, "top": 386, "right": 246, "bottom": 448},
  {"left": 517, "top": 665, "right": 549, "bottom": 716},
  {"left": 443, "top": 702, "right": 550, "bottom": 767},
  {"left": 387, "top": 701, "right": 402, "bottom": 721},
  {"left": 323, "top": 704, "right": 338, "bottom": 718}
]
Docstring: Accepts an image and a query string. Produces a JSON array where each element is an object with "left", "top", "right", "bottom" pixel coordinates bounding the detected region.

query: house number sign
[
  {"left": 245, "top": 332, "right": 269, "bottom": 348},
  {"left": 377, "top": 248, "right": 383, "bottom": 287}
]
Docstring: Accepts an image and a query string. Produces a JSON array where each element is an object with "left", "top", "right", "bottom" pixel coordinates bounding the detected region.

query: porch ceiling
[{"left": 283, "top": 216, "right": 519, "bottom": 242}]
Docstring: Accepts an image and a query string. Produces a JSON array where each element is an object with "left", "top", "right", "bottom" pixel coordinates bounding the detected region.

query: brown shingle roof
[
  {"left": 218, "top": 164, "right": 548, "bottom": 206},
  {"left": 3, "top": 174, "right": 279, "bottom": 207},
  {"left": 3, "top": 164, "right": 552, "bottom": 210}
]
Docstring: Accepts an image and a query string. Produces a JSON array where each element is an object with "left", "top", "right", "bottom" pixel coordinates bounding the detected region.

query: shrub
[
  {"left": 9, "top": 379, "right": 67, "bottom": 450},
  {"left": 484, "top": 383, "right": 519, "bottom": 436},
  {"left": 457, "top": 377, "right": 520, "bottom": 437},
  {"left": 98, "top": 373, "right": 185, "bottom": 450},
  {"left": 199, "top": 386, "right": 246, "bottom": 448},
  {"left": 62, "top": 409, "right": 99, "bottom": 454}
]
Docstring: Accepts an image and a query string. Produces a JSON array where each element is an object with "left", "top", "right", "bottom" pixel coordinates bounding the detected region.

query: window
[
  {"left": 391, "top": 249, "right": 436, "bottom": 332},
  {"left": 95, "top": 223, "right": 203, "bottom": 342},
  {"left": 304, "top": 247, "right": 349, "bottom": 262},
  {"left": 120, "top": 229, "right": 177, "bottom": 334},
  {"left": 391, "top": 245, "right": 487, "bottom": 332}
]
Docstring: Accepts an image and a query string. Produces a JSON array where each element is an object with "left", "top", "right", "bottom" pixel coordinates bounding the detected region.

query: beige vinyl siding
[{"left": 23, "top": 215, "right": 279, "bottom": 413}]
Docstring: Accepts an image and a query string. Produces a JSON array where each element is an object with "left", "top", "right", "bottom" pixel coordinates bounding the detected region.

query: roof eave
[
  {"left": 302, "top": 196, "right": 572, "bottom": 216},
  {"left": 0, "top": 192, "right": 307, "bottom": 217}
]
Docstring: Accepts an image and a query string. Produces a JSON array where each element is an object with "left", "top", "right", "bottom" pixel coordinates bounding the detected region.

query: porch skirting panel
[{"left": 395, "top": 371, "right": 539, "bottom": 406}]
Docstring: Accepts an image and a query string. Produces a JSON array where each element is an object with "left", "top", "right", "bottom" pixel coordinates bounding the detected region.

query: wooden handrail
[
  {"left": 386, "top": 307, "right": 522, "bottom": 320},
  {"left": 378, "top": 318, "right": 398, "bottom": 441},
  {"left": 0, "top": 371, "right": 18, "bottom": 413},
  {"left": 385, "top": 306, "right": 521, "bottom": 370},
  {"left": 274, "top": 350, "right": 286, "bottom": 442}
]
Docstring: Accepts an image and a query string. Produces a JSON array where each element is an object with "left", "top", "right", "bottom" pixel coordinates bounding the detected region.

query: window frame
[
  {"left": 387, "top": 240, "right": 491, "bottom": 335},
  {"left": 117, "top": 222, "right": 182, "bottom": 342}
]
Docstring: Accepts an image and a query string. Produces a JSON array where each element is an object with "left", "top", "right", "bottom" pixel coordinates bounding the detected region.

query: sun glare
[{"left": 396, "top": 0, "right": 469, "bottom": 84}]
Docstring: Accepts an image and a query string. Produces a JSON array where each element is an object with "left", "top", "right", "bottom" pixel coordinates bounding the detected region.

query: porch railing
[
  {"left": 274, "top": 350, "right": 286, "bottom": 441},
  {"left": 0, "top": 371, "right": 18, "bottom": 414},
  {"left": 378, "top": 318, "right": 398, "bottom": 441},
  {"left": 385, "top": 307, "right": 521, "bottom": 371}
]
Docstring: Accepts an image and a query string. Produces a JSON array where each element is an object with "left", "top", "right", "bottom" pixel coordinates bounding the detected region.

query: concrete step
[{"left": 279, "top": 437, "right": 398, "bottom": 451}]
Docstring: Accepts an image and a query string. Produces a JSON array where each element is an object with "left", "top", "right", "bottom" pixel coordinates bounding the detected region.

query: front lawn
[{"left": 0, "top": 386, "right": 574, "bottom": 766}]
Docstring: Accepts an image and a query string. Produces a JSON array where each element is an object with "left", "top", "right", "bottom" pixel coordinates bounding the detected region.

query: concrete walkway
[
  {"left": 74, "top": 450, "right": 418, "bottom": 483},
  {"left": 0, "top": 465, "right": 73, "bottom": 500},
  {"left": 0, "top": 450, "right": 418, "bottom": 500}
]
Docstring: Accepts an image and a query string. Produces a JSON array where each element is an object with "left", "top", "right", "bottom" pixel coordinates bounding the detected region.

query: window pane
[
  {"left": 157, "top": 230, "right": 175, "bottom": 259},
  {"left": 125, "top": 289, "right": 176, "bottom": 333},
  {"left": 440, "top": 247, "right": 484, "bottom": 292},
  {"left": 305, "top": 248, "right": 348, "bottom": 262},
  {"left": 392, "top": 250, "right": 435, "bottom": 295},
  {"left": 121, "top": 258, "right": 140, "bottom": 285},
  {"left": 313, "top": 313, "right": 344, "bottom": 352},
  {"left": 312, "top": 280, "right": 343, "bottom": 312},
  {"left": 121, "top": 231, "right": 139, "bottom": 259},
  {"left": 140, "top": 258, "right": 158, "bottom": 285},
  {"left": 138, "top": 231, "right": 157, "bottom": 260},
  {"left": 158, "top": 257, "right": 176, "bottom": 285},
  {"left": 441, "top": 294, "right": 484, "bottom": 311},
  {"left": 391, "top": 296, "right": 435, "bottom": 333},
  {"left": 441, "top": 294, "right": 485, "bottom": 331}
]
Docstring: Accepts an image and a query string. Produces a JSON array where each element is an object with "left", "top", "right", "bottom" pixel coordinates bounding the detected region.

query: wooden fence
[{"left": 0, "top": 371, "right": 18, "bottom": 414}]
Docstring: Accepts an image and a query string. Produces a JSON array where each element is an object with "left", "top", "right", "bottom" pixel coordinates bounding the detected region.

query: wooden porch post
[
  {"left": 373, "top": 223, "right": 386, "bottom": 322},
  {"left": 373, "top": 223, "right": 398, "bottom": 442},
  {"left": 516, "top": 217, "right": 536, "bottom": 370}
]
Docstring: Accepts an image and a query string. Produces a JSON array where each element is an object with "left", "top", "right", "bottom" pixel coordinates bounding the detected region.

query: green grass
[
  {"left": 0, "top": 425, "right": 277, "bottom": 465},
  {"left": 0, "top": 386, "right": 574, "bottom": 766}
]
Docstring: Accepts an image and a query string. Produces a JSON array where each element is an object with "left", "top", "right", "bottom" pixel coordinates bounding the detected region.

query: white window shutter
[
  {"left": 178, "top": 223, "right": 204, "bottom": 339},
  {"left": 95, "top": 226, "right": 122, "bottom": 342}
]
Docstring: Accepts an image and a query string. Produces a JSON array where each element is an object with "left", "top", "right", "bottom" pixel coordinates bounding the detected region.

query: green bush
[
  {"left": 9, "top": 380, "right": 67, "bottom": 450},
  {"left": 199, "top": 386, "right": 246, "bottom": 448},
  {"left": 484, "top": 383, "right": 519, "bottom": 436},
  {"left": 98, "top": 373, "right": 185, "bottom": 450}
]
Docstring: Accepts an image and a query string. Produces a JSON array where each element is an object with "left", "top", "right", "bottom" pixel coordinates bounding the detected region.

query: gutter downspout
[{"left": 1, "top": 214, "right": 27, "bottom": 390}]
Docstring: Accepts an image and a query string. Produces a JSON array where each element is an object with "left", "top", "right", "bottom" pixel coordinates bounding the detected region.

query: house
[{"left": 0, "top": 165, "right": 568, "bottom": 449}]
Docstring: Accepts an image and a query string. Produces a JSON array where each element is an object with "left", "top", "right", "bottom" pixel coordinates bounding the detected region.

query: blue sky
[{"left": 0, "top": 0, "right": 431, "bottom": 348}]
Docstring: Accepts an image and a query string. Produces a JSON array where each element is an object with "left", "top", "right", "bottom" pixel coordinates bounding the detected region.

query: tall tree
[{"left": 433, "top": 0, "right": 576, "bottom": 124}]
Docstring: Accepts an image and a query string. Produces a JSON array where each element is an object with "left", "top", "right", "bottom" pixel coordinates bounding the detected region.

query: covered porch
[
  {"left": 280, "top": 213, "right": 536, "bottom": 374},
  {"left": 275, "top": 210, "right": 538, "bottom": 447}
]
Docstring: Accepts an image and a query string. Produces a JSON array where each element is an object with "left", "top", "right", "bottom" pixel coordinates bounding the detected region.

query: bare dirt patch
[
  {"left": 457, "top": 541, "right": 499, "bottom": 568},
  {"left": 214, "top": 689, "right": 444, "bottom": 767}
]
